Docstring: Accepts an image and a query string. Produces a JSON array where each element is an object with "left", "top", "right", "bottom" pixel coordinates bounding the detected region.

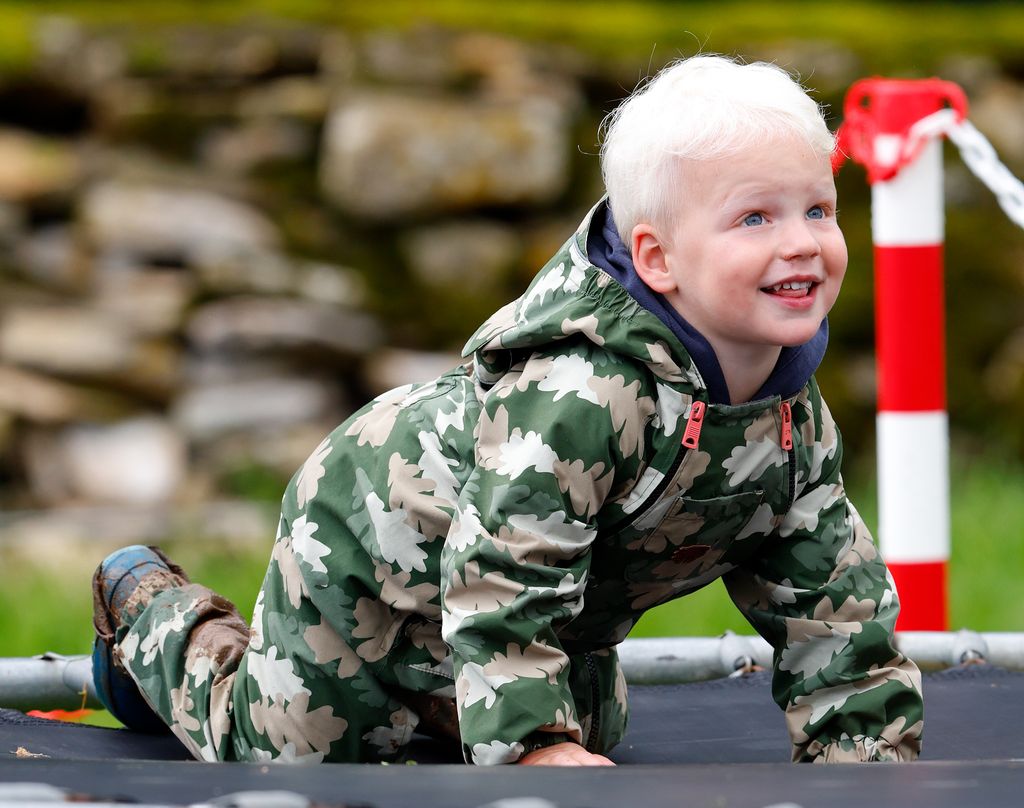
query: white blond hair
[{"left": 599, "top": 55, "right": 835, "bottom": 243}]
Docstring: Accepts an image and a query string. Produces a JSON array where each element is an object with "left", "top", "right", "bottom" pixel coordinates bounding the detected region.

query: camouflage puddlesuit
[{"left": 114, "top": 203, "right": 923, "bottom": 765}]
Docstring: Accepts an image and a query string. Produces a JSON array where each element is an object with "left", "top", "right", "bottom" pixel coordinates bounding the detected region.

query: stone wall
[{"left": 1, "top": 18, "right": 1023, "bottom": 542}]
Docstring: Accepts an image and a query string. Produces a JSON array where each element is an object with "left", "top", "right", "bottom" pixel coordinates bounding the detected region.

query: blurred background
[{"left": 1, "top": 1, "right": 1023, "bottom": 660}]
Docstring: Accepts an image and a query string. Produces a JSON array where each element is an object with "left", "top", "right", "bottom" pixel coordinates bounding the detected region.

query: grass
[
  {"left": 1, "top": 450, "right": 1022, "bottom": 665},
  {"left": 0, "top": 449, "right": 1021, "bottom": 725},
  {"left": 0, "top": 1, "right": 1020, "bottom": 75},
  {"left": 0, "top": 537, "right": 272, "bottom": 659},
  {"left": 633, "top": 450, "right": 1024, "bottom": 636}
]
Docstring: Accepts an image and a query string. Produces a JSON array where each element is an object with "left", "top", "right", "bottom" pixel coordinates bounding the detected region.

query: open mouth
[{"left": 760, "top": 280, "right": 817, "bottom": 298}]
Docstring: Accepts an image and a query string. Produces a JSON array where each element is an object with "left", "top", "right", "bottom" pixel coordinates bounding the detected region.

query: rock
[
  {"left": 361, "top": 348, "right": 463, "bottom": 396},
  {"left": 317, "top": 29, "right": 357, "bottom": 83},
  {"left": 195, "top": 249, "right": 294, "bottom": 295},
  {"left": 0, "top": 304, "right": 179, "bottom": 396},
  {"left": 0, "top": 200, "right": 24, "bottom": 244},
  {"left": 0, "top": 364, "right": 131, "bottom": 423},
  {"left": 359, "top": 27, "right": 462, "bottom": 86},
  {"left": 81, "top": 180, "right": 280, "bottom": 265},
  {"left": 13, "top": 224, "right": 86, "bottom": 290},
  {"left": 186, "top": 295, "right": 382, "bottom": 358},
  {"left": 236, "top": 76, "right": 332, "bottom": 119},
  {"left": 0, "top": 304, "right": 136, "bottom": 374},
  {"left": 176, "top": 25, "right": 323, "bottom": 79},
  {"left": 181, "top": 353, "right": 300, "bottom": 387},
  {"left": 66, "top": 24, "right": 325, "bottom": 84},
  {"left": 35, "top": 16, "right": 127, "bottom": 90},
  {"left": 0, "top": 501, "right": 275, "bottom": 557},
  {"left": 401, "top": 220, "right": 520, "bottom": 290},
  {"left": 294, "top": 260, "right": 368, "bottom": 307},
  {"left": 194, "top": 250, "right": 366, "bottom": 306},
  {"left": 0, "top": 411, "right": 12, "bottom": 456},
  {"left": 92, "top": 269, "right": 197, "bottom": 336},
  {"left": 91, "top": 77, "right": 159, "bottom": 133},
  {"left": 319, "top": 93, "right": 571, "bottom": 218},
  {"left": 450, "top": 31, "right": 584, "bottom": 110},
  {"left": 173, "top": 376, "right": 343, "bottom": 440},
  {"left": 356, "top": 28, "right": 583, "bottom": 110},
  {"left": 0, "top": 128, "right": 80, "bottom": 202},
  {"left": 21, "top": 417, "right": 186, "bottom": 505},
  {"left": 199, "top": 118, "right": 313, "bottom": 175},
  {"left": 199, "top": 420, "right": 340, "bottom": 480}
]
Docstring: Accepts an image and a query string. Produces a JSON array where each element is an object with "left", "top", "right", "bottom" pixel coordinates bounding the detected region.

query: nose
[{"left": 778, "top": 217, "right": 822, "bottom": 261}]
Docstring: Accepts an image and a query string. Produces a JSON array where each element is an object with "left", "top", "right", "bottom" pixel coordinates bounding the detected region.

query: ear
[{"left": 631, "top": 224, "right": 677, "bottom": 295}]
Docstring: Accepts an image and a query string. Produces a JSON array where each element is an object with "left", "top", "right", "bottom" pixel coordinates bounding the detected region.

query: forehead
[{"left": 677, "top": 134, "right": 836, "bottom": 206}]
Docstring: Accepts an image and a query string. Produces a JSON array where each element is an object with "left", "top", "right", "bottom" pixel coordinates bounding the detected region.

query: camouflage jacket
[{"left": 285, "top": 203, "right": 923, "bottom": 765}]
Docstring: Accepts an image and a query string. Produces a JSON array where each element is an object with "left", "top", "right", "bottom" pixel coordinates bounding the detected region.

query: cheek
[{"left": 826, "top": 232, "right": 849, "bottom": 276}]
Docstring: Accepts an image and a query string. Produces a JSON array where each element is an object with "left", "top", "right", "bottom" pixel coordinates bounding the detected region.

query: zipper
[
  {"left": 681, "top": 400, "right": 706, "bottom": 449},
  {"left": 584, "top": 651, "right": 601, "bottom": 751},
  {"left": 779, "top": 401, "right": 793, "bottom": 451},
  {"left": 780, "top": 401, "right": 796, "bottom": 510},
  {"left": 603, "top": 399, "right": 704, "bottom": 536}
]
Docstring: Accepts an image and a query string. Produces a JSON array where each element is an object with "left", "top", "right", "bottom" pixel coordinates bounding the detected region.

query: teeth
[{"left": 767, "top": 281, "right": 813, "bottom": 292}]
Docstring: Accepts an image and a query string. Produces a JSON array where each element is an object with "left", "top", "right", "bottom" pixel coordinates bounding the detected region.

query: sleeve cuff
[
  {"left": 519, "top": 731, "right": 575, "bottom": 759},
  {"left": 802, "top": 733, "right": 922, "bottom": 763}
]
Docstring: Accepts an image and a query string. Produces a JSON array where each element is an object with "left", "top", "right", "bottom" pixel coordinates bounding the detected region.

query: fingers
[{"left": 516, "top": 741, "right": 617, "bottom": 767}]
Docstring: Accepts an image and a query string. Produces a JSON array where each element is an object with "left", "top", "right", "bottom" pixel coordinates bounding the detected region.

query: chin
[{"left": 774, "top": 326, "right": 822, "bottom": 348}]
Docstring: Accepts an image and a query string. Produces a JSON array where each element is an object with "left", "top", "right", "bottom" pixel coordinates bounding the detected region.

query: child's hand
[{"left": 516, "top": 742, "right": 616, "bottom": 766}]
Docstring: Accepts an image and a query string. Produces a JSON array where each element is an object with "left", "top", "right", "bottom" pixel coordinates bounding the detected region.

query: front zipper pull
[
  {"left": 682, "top": 400, "right": 706, "bottom": 449},
  {"left": 780, "top": 401, "right": 793, "bottom": 451}
]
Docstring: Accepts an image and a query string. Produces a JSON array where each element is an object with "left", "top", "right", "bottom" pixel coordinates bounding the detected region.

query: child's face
[{"left": 646, "top": 133, "right": 847, "bottom": 363}]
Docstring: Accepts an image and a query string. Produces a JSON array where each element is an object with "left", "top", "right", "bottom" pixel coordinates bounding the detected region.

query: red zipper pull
[
  {"left": 780, "top": 401, "right": 793, "bottom": 451},
  {"left": 682, "top": 400, "right": 706, "bottom": 449}
]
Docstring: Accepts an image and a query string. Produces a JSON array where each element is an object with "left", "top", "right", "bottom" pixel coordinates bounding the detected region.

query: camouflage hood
[
  {"left": 585, "top": 198, "right": 829, "bottom": 404},
  {"left": 462, "top": 201, "right": 705, "bottom": 394}
]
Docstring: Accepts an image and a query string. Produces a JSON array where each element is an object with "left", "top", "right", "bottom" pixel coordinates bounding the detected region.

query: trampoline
[{"left": 2, "top": 662, "right": 1023, "bottom": 807}]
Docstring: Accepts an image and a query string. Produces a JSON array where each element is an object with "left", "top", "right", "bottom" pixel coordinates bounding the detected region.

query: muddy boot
[{"left": 91, "top": 545, "right": 189, "bottom": 733}]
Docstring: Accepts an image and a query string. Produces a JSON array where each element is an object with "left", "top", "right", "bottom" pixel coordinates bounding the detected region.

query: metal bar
[
  {"left": 617, "top": 630, "right": 1024, "bottom": 683},
  {"left": 3, "top": 631, "right": 1024, "bottom": 712},
  {"left": 0, "top": 652, "right": 99, "bottom": 712}
]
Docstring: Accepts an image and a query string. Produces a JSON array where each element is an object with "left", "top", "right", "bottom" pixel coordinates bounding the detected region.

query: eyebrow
[{"left": 721, "top": 182, "right": 837, "bottom": 208}]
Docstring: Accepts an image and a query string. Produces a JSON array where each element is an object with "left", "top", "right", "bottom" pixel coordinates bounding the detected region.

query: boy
[{"left": 92, "top": 55, "right": 923, "bottom": 767}]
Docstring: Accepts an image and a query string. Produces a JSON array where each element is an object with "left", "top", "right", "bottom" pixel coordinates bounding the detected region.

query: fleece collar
[{"left": 586, "top": 200, "right": 828, "bottom": 405}]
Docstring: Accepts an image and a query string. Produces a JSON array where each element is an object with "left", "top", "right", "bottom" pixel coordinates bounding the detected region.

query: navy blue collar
[{"left": 586, "top": 201, "right": 828, "bottom": 405}]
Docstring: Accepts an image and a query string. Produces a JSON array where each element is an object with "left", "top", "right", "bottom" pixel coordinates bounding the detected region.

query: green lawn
[
  {"left": 0, "top": 538, "right": 272, "bottom": 659},
  {"left": 1, "top": 450, "right": 1022, "bottom": 664},
  {"left": 0, "top": 1, "right": 1020, "bottom": 74},
  {"left": 1, "top": 450, "right": 1021, "bottom": 727},
  {"left": 634, "top": 451, "right": 1024, "bottom": 636}
]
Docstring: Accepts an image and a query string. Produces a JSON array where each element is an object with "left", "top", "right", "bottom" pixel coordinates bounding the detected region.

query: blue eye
[
  {"left": 742, "top": 212, "right": 765, "bottom": 226},
  {"left": 807, "top": 206, "right": 825, "bottom": 220}
]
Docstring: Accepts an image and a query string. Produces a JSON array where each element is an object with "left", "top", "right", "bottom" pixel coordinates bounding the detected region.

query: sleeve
[
  {"left": 440, "top": 348, "right": 649, "bottom": 765},
  {"left": 723, "top": 396, "right": 923, "bottom": 763}
]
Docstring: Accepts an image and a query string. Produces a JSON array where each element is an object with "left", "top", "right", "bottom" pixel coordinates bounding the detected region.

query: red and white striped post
[{"left": 838, "top": 79, "right": 968, "bottom": 630}]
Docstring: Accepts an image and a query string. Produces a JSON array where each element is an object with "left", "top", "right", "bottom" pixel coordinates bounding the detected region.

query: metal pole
[
  {"left": 3, "top": 632, "right": 1024, "bottom": 711},
  {"left": 0, "top": 652, "right": 99, "bottom": 712},
  {"left": 616, "top": 631, "right": 1024, "bottom": 684}
]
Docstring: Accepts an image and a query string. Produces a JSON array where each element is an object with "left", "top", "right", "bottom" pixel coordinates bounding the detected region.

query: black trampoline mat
[
  {"left": 2, "top": 758, "right": 1023, "bottom": 808},
  {"left": 2, "top": 666, "right": 1022, "bottom": 807}
]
